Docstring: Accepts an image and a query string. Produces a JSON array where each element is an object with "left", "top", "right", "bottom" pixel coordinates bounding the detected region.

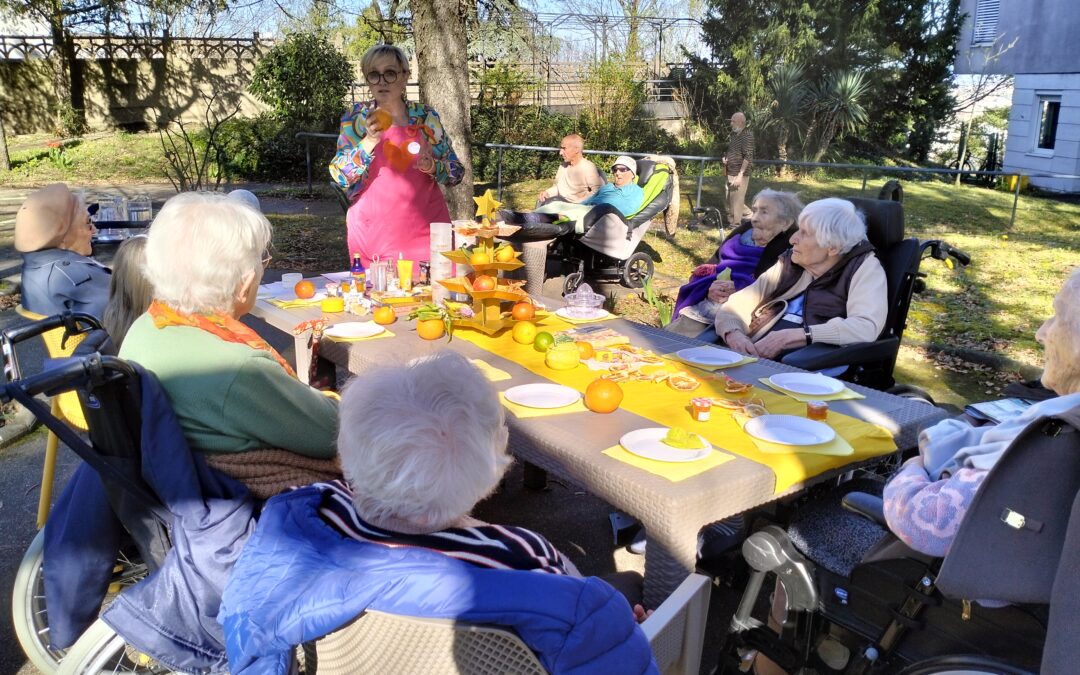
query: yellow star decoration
[{"left": 473, "top": 189, "right": 502, "bottom": 221}]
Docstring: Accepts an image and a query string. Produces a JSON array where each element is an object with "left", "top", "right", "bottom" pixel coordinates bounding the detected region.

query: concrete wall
[
  {"left": 956, "top": 0, "right": 1080, "bottom": 75},
  {"left": 1, "top": 40, "right": 269, "bottom": 134},
  {"left": 1003, "top": 73, "right": 1080, "bottom": 192}
]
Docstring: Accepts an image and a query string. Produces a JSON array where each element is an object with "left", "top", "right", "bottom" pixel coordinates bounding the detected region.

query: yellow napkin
[
  {"left": 757, "top": 377, "right": 866, "bottom": 402},
  {"left": 269, "top": 297, "right": 324, "bottom": 309},
  {"left": 499, "top": 392, "right": 589, "bottom": 418},
  {"left": 602, "top": 444, "right": 735, "bottom": 482},
  {"left": 324, "top": 329, "right": 395, "bottom": 342},
  {"left": 471, "top": 359, "right": 511, "bottom": 382},
  {"left": 554, "top": 310, "right": 617, "bottom": 324},
  {"left": 665, "top": 353, "right": 757, "bottom": 372}
]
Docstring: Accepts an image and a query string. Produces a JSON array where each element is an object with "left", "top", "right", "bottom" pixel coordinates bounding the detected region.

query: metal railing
[{"left": 296, "top": 134, "right": 1080, "bottom": 228}]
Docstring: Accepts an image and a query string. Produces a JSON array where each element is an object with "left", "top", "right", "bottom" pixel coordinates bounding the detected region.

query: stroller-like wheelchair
[
  {"left": 719, "top": 392, "right": 1080, "bottom": 675},
  {"left": 506, "top": 158, "right": 676, "bottom": 295}
]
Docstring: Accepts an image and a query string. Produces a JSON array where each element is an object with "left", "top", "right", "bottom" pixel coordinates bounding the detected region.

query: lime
[{"left": 533, "top": 331, "right": 555, "bottom": 352}]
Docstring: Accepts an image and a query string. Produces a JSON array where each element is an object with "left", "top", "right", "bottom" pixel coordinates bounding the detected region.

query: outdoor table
[{"left": 250, "top": 297, "right": 947, "bottom": 606}]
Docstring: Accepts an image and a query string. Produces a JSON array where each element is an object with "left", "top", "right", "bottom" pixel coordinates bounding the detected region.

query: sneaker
[{"left": 628, "top": 528, "right": 647, "bottom": 555}]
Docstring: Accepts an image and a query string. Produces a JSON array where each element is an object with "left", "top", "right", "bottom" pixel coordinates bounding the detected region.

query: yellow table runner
[
  {"left": 457, "top": 318, "right": 896, "bottom": 493},
  {"left": 471, "top": 359, "right": 512, "bottom": 382},
  {"left": 602, "top": 445, "right": 736, "bottom": 482}
]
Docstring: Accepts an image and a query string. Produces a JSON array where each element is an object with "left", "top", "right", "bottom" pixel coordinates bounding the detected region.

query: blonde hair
[
  {"left": 360, "top": 44, "right": 410, "bottom": 77},
  {"left": 103, "top": 236, "right": 152, "bottom": 348}
]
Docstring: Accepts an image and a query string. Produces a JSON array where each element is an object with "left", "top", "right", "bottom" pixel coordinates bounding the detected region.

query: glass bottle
[{"left": 351, "top": 254, "right": 366, "bottom": 293}]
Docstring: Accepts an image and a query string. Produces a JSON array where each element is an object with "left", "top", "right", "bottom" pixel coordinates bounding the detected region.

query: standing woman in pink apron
[{"left": 329, "top": 44, "right": 464, "bottom": 275}]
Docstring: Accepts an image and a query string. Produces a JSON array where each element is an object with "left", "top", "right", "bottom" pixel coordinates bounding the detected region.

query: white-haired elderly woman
[
  {"left": 714, "top": 197, "right": 887, "bottom": 360},
  {"left": 329, "top": 44, "right": 463, "bottom": 277},
  {"left": 328, "top": 351, "right": 650, "bottom": 617},
  {"left": 884, "top": 268, "right": 1080, "bottom": 557},
  {"left": 119, "top": 192, "right": 338, "bottom": 459}
]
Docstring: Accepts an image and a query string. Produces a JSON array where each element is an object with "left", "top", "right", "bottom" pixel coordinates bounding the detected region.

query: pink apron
[{"left": 346, "top": 124, "right": 451, "bottom": 274}]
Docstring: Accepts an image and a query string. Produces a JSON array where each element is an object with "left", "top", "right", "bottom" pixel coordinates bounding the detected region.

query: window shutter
[{"left": 973, "top": 0, "right": 1000, "bottom": 44}]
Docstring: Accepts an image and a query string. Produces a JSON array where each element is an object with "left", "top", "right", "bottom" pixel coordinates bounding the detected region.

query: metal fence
[{"left": 295, "top": 134, "right": 1080, "bottom": 228}]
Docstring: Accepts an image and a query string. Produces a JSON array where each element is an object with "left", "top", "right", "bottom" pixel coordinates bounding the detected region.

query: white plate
[
  {"left": 768, "top": 373, "right": 845, "bottom": 396},
  {"left": 620, "top": 428, "right": 712, "bottom": 463},
  {"left": 323, "top": 322, "right": 385, "bottom": 339},
  {"left": 744, "top": 415, "right": 836, "bottom": 446},
  {"left": 555, "top": 307, "right": 610, "bottom": 321},
  {"left": 504, "top": 384, "right": 581, "bottom": 409},
  {"left": 675, "top": 346, "right": 743, "bottom": 367}
]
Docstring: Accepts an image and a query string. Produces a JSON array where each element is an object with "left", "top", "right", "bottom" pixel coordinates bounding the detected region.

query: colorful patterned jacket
[{"left": 329, "top": 100, "right": 464, "bottom": 202}]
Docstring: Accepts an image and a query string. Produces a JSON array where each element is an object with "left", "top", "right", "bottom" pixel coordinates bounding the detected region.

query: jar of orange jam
[{"left": 691, "top": 398, "right": 712, "bottom": 422}]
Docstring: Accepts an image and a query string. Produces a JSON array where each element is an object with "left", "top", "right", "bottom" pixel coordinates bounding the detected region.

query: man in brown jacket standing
[
  {"left": 538, "top": 134, "right": 605, "bottom": 204},
  {"left": 724, "top": 112, "right": 754, "bottom": 226}
]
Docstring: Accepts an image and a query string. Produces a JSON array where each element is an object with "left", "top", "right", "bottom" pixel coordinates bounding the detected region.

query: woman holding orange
[{"left": 329, "top": 44, "right": 463, "bottom": 274}]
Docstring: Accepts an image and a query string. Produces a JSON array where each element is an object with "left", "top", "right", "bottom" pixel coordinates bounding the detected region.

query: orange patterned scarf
[{"left": 148, "top": 300, "right": 297, "bottom": 378}]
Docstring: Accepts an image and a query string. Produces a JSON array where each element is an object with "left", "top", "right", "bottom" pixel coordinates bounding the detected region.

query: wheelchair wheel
[
  {"left": 13, "top": 529, "right": 149, "bottom": 673},
  {"left": 563, "top": 271, "right": 584, "bottom": 295},
  {"left": 55, "top": 619, "right": 182, "bottom": 674},
  {"left": 621, "top": 252, "right": 654, "bottom": 288},
  {"left": 897, "top": 654, "right": 1035, "bottom": 674}
]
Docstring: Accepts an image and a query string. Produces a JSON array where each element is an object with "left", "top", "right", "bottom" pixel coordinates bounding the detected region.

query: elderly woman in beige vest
[{"left": 715, "top": 198, "right": 887, "bottom": 361}]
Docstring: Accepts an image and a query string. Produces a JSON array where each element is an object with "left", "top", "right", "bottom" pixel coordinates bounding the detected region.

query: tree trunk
[
  {"left": 813, "top": 115, "right": 838, "bottom": 164},
  {"left": 49, "top": 16, "right": 72, "bottom": 133},
  {"left": 411, "top": 0, "right": 474, "bottom": 220},
  {"left": 0, "top": 110, "right": 10, "bottom": 171},
  {"left": 777, "top": 126, "right": 790, "bottom": 178}
]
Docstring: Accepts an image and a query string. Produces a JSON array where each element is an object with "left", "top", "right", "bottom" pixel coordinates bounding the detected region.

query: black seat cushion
[{"left": 788, "top": 479, "right": 888, "bottom": 577}]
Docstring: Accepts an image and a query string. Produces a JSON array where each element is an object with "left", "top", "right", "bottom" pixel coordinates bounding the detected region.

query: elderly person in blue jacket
[{"left": 16, "top": 183, "right": 110, "bottom": 318}]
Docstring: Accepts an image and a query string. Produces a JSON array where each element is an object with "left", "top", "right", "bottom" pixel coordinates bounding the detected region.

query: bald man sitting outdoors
[
  {"left": 16, "top": 183, "right": 111, "bottom": 319},
  {"left": 538, "top": 134, "right": 605, "bottom": 205}
]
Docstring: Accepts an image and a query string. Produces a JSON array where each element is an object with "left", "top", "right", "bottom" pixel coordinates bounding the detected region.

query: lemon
[
  {"left": 662, "top": 427, "right": 705, "bottom": 450},
  {"left": 512, "top": 321, "right": 537, "bottom": 344}
]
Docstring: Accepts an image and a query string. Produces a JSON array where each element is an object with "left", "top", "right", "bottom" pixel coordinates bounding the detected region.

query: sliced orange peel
[
  {"left": 720, "top": 373, "right": 753, "bottom": 394},
  {"left": 667, "top": 371, "right": 701, "bottom": 392}
]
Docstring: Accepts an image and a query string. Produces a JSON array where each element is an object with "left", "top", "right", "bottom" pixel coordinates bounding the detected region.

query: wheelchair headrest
[
  {"left": 844, "top": 197, "right": 904, "bottom": 253},
  {"left": 636, "top": 159, "right": 657, "bottom": 186}
]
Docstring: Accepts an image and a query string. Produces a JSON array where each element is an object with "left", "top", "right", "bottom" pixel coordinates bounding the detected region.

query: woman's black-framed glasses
[{"left": 366, "top": 69, "right": 399, "bottom": 85}]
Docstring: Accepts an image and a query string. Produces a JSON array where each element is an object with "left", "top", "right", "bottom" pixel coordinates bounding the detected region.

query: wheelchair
[
  {"left": 717, "top": 422, "right": 1080, "bottom": 675},
  {"left": 506, "top": 158, "right": 676, "bottom": 295},
  {"left": 776, "top": 197, "right": 970, "bottom": 395}
]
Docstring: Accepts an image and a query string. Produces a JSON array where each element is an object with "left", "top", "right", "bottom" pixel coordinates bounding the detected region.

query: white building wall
[{"left": 1004, "top": 73, "right": 1080, "bottom": 192}]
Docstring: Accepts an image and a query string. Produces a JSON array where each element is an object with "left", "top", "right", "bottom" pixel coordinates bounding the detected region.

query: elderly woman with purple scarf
[{"left": 666, "top": 189, "right": 803, "bottom": 340}]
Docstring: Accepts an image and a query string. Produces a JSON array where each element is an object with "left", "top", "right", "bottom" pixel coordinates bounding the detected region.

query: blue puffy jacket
[{"left": 221, "top": 486, "right": 658, "bottom": 675}]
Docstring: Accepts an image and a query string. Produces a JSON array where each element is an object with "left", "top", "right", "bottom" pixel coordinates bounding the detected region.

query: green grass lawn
[{"left": 0, "top": 132, "right": 168, "bottom": 186}]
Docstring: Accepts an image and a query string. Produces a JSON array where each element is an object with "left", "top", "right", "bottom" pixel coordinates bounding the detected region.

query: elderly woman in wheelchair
[
  {"left": 714, "top": 198, "right": 888, "bottom": 361},
  {"left": 666, "top": 189, "right": 803, "bottom": 339},
  {"left": 727, "top": 269, "right": 1080, "bottom": 675}
]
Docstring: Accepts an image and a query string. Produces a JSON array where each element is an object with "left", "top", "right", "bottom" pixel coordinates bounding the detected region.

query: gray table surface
[{"left": 250, "top": 297, "right": 948, "bottom": 606}]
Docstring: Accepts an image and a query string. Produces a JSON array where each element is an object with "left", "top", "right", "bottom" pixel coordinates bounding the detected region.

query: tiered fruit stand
[{"left": 438, "top": 222, "right": 528, "bottom": 335}]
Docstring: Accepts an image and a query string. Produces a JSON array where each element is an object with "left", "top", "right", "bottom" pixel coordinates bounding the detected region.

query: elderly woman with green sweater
[{"left": 120, "top": 192, "right": 338, "bottom": 459}]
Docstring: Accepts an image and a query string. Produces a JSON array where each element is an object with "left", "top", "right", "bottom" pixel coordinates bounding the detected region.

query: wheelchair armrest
[
  {"left": 841, "top": 492, "right": 887, "bottom": 526},
  {"left": 781, "top": 336, "right": 900, "bottom": 371}
]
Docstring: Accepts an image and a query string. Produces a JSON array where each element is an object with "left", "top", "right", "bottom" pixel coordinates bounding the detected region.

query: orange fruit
[
  {"left": 416, "top": 318, "right": 445, "bottom": 340},
  {"left": 472, "top": 275, "right": 496, "bottom": 291},
  {"left": 373, "top": 306, "right": 396, "bottom": 325},
  {"left": 294, "top": 280, "right": 316, "bottom": 299},
  {"left": 511, "top": 301, "right": 535, "bottom": 321},
  {"left": 495, "top": 246, "right": 516, "bottom": 262},
  {"left": 575, "top": 340, "right": 595, "bottom": 360},
  {"left": 469, "top": 250, "right": 491, "bottom": 266},
  {"left": 512, "top": 321, "right": 537, "bottom": 344},
  {"left": 585, "top": 377, "right": 623, "bottom": 414}
]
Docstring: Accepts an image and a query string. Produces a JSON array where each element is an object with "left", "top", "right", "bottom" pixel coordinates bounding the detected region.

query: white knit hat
[{"left": 611, "top": 155, "right": 638, "bottom": 175}]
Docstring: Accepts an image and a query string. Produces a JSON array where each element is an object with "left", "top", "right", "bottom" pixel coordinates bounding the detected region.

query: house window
[
  {"left": 973, "top": 0, "right": 1000, "bottom": 44},
  {"left": 1037, "top": 97, "right": 1061, "bottom": 151}
]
